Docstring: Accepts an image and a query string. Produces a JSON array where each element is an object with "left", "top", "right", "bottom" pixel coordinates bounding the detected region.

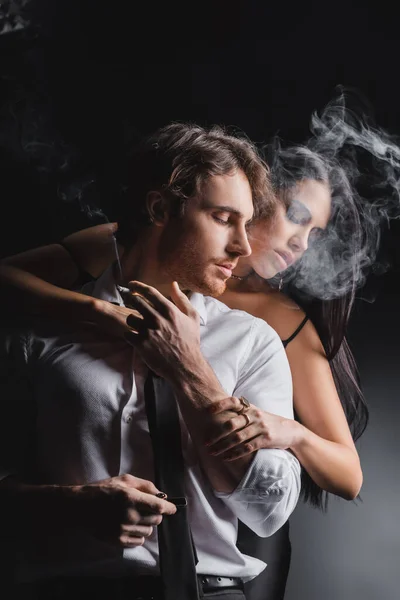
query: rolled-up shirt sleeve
[
  {"left": 215, "top": 318, "right": 301, "bottom": 537},
  {"left": 214, "top": 448, "right": 300, "bottom": 537}
]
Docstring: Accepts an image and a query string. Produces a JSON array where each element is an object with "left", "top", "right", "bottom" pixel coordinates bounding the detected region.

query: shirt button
[{"left": 125, "top": 415, "right": 133, "bottom": 423}]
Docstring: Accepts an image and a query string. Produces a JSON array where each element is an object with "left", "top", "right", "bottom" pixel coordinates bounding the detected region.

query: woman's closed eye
[{"left": 286, "top": 200, "right": 312, "bottom": 225}]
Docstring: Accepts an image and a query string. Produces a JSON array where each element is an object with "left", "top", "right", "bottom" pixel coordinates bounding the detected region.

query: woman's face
[{"left": 248, "top": 179, "right": 332, "bottom": 279}]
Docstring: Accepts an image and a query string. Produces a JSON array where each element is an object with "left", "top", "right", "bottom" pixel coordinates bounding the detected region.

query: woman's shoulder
[
  {"left": 254, "top": 290, "right": 307, "bottom": 342},
  {"left": 261, "top": 292, "right": 325, "bottom": 353},
  {"left": 63, "top": 223, "right": 118, "bottom": 246},
  {"left": 62, "top": 223, "right": 120, "bottom": 279},
  {"left": 221, "top": 288, "right": 307, "bottom": 340}
]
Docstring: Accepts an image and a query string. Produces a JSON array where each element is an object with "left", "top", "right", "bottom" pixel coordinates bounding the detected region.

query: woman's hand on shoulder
[
  {"left": 93, "top": 300, "right": 142, "bottom": 340},
  {"left": 203, "top": 397, "right": 301, "bottom": 460}
]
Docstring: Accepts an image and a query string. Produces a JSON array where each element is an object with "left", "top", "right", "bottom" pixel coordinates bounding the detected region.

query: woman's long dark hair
[{"left": 265, "top": 141, "right": 369, "bottom": 509}]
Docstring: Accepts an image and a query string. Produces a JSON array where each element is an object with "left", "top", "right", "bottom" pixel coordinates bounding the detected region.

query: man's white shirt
[{"left": 0, "top": 267, "right": 301, "bottom": 582}]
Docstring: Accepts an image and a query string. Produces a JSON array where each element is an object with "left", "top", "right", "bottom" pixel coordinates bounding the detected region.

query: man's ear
[{"left": 146, "top": 191, "right": 170, "bottom": 226}]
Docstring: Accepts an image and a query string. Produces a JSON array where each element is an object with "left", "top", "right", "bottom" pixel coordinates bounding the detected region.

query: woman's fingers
[
  {"left": 219, "top": 436, "right": 265, "bottom": 461},
  {"left": 96, "top": 302, "right": 141, "bottom": 339},
  {"left": 205, "top": 412, "right": 253, "bottom": 446},
  {"left": 208, "top": 423, "right": 262, "bottom": 455}
]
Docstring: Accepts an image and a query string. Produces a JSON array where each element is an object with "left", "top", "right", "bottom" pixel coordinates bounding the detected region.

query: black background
[{"left": 1, "top": 2, "right": 399, "bottom": 598}]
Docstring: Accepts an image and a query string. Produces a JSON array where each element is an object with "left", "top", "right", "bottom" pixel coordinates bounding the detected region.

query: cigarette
[{"left": 168, "top": 497, "right": 187, "bottom": 508}]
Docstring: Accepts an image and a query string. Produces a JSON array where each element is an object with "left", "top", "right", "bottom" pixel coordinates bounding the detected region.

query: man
[{"left": 0, "top": 123, "right": 301, "bottom": 599}]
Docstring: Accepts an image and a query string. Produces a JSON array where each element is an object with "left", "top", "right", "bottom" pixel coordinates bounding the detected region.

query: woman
[{"left": 0, "top": 143, "right": 367, "bottom": 600}]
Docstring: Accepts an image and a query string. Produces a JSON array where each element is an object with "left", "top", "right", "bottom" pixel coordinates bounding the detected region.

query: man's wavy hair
[{"left": 116, "top": 122, "right": 275, "bottom": 247}]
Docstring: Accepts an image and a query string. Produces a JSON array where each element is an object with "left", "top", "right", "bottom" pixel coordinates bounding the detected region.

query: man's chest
[{"left": 31, "top": 317, "right": 250, "bottom": 419}]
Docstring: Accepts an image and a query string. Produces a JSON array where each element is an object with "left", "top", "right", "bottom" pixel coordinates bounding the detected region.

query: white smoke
[{"left": 280, "top": 88, "right": 400, "bottom": 300}]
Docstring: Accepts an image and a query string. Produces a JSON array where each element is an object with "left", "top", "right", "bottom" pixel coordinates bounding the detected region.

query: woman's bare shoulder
[
  {"left": 63, "top": 223, "right": 118, "bottom": 246},
  {"left": 256, "top": 291, "right": 307, "bottom": 341},
  {"left": 62, "top": 223, "right": 121, "bottom": 278}
]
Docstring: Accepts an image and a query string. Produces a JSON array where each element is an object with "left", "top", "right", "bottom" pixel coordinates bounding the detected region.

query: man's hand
[
  {"left": 0, "top": 474, "right": 176, "bottom": 548},
  {"left": 74, "top": 474, "right": 177, "bottom": 548},
  {"left": 119, "top": 281, "right": 256, "bottom": 493},
  {"left": 123, "top": 281, "right": 203, "bottom": 382}
]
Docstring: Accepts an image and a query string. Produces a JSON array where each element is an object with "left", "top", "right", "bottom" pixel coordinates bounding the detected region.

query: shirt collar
[
  {"left": 189, "top": 293, "right": 207, "bottom": 326},
  {"left": 83, "top": 266, "right": 208, "bottom": 326},
  {"left": 82, "top": 265, "right": 124, "bottom": 305}
]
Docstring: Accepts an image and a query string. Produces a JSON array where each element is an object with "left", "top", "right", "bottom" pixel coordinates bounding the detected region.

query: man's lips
[{"left": 216, "top": 263, "right": 236, "bottom": 277}]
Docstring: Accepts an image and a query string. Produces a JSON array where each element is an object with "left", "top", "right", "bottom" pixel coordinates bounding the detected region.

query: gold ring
[
  {"left": 242, "top": 412, "right": 251, "bottom": 428},
  {"left": 237, "top": 396, "right": 250, "bottom": 415}
]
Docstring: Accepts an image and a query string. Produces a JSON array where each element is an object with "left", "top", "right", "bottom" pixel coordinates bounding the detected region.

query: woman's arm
[
  {"left": 285, "top": 320, "right": 362, "bottom": 500},
  {"left": 206, "top": 302, "right": 363, "bottom": 501},
  {"left": 0, "top": 224, "right": 131, "bottom": 335}
]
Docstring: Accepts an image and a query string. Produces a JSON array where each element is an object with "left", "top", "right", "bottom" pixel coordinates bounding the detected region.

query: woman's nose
[{"left": 289, "top": 232, "right": 308, "bottom": 254}]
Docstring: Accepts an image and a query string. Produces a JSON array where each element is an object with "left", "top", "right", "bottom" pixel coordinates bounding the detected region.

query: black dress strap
[
  {"left": 282, "top": 315, "right": 309, "bottom": 348},
  {"left": 59, "top": 242, "right": 95, "bottom": 286}
]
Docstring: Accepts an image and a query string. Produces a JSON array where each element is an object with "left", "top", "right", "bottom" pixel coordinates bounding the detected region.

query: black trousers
[
  {"left": 237, "top": 521, "right": 291, "bottom": 600},
  {"left": 9, "top": 577, "right": 246, "bottom": 600}
]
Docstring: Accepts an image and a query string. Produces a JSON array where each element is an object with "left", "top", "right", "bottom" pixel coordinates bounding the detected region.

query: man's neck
[{"left": 118, "top": 239, "right": 176, "bottom": 299}]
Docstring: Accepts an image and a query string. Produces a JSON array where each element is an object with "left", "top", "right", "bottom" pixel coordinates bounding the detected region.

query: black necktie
[{"left": 144, "top": 373, "right": 200, "bottom": 600}]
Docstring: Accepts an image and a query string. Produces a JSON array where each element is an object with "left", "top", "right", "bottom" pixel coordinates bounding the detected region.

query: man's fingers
[
  {"left": 126, "top": 295, "right": 158, "bottom": 327},
  {"left": 127, "top": 477, "right": 160, "bottom": 495},
  {"left": 127, "top": 281, "right": 174, "bottom": 318},
  {"left": 117, "top": 475, "right": 176, "bottom": 515},
  {"left": 122, "top": 524, "right": 154, "bottom": 538},
  {"left": 209, "top": 396, "right": 243, "bottom": 415},
  {"left": 125, "top": 314, "right": 146, "bottom": 334},
  {"left": 135, "top": 513, "right": 163, "bottom": 526},
  {"left": 119, "top": 530, "right": 151, "bottom": 548},
  {"left": 170, "top": 281, "right": 197, "bottom": 318},
  {"left": 132, "top": 490, "right": 177, "bottom": 515}
]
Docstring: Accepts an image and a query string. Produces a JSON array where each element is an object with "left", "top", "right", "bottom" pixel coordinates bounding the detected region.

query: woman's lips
[{"left": 275, "top": 250, "right": 294, "bottom": 269}]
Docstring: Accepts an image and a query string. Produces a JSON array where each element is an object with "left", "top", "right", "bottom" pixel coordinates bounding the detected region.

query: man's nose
[{"left": 228, "top": 226, "right": 252, "bottom": 257}]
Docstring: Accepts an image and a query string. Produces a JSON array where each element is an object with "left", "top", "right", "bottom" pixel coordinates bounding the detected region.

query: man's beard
[{"left": 160, "top": 240, "right": 227, "bottom": 297}]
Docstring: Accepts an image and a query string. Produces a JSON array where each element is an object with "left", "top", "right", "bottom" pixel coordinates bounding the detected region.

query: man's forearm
[
  {"left": 170, "top": 359, "right": 301, "bottom": 535},
  {"left": 168, "top": 355, "right": 254, "bottom": 492}
]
